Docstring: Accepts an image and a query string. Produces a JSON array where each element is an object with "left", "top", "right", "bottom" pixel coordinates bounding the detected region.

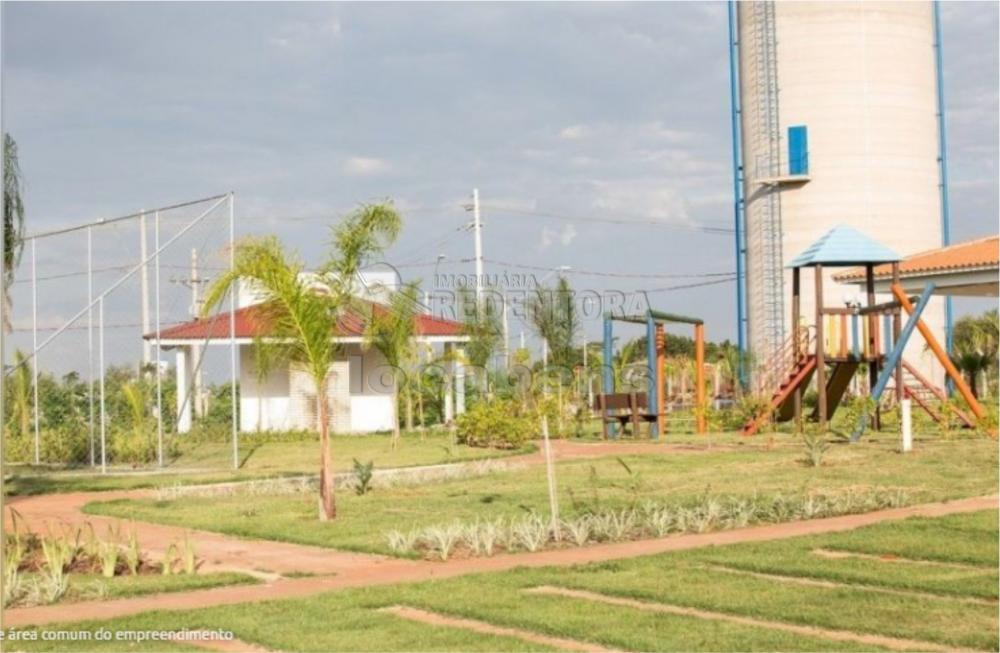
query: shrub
[{"left": 456, "top": 399, "right": 534, "bottom": 449}]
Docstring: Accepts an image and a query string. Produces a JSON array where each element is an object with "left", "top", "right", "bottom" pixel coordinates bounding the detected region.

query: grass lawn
[
  {"left": 14, "top": 510, "right": 997, "bottom": 652},
  {"left": 85, "top": 433, "right": 997, "bottom": 556},
  {"left": 10, "top": 572, "right": 258, "bottom": 608},
  {"left": 5, "top": 432, "right": 535, "bottom": 496}
]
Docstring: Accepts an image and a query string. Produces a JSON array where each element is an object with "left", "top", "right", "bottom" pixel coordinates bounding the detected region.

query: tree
[
  {"left": 203, "top": 202, "right": 401, "bottom": 521},
  {"left": 3, "top": 134, "right": 26, "bottom": 331},
  {"left": 529, "top": 276, "right": 579, "bottom": 371},
  {"left": 952, "top": 310, "right": 999, "bottom": 399},
  {"left": 457, "top": 287, "right": 501, "bottom": 369},
  {"left": 5, "top": 350, "right": 32, "bottom": 439},
  {"left": 364, "top": 282, "right": 420, "bottom": 449}
]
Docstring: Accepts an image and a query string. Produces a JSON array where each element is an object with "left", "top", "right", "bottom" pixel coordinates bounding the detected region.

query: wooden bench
[{"left": 594, "top": 392, "right": 662, "bottom": 439}]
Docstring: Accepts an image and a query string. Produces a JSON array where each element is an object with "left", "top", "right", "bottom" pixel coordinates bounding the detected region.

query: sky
[{"left": 2, "top": 1, "right": 998, "bottom": 374}]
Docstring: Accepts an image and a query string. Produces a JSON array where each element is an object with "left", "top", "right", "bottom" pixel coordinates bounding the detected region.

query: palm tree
[
  {"left": 529, "top": 276, "right": 579, "bottom": 372},
  {"left": 203, "top": 203, "right": 401, "bottom": 521},
  {"left": 951, "top": 311, "right": 998, "bottom": 399},
  {"left": 364, "top": 282, "right": 420, "bottom": 449},
  {"left": 6, "top": 350, "right": 32, "bottom": 439},
  {"left": 3, "top": 134, "right": 26, "bottom": 331}
]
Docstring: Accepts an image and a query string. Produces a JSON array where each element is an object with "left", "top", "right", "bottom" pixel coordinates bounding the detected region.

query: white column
[
  {"left": 455, "top": 347, "right": 466, "bottom": 416},
  {"left": 443, "top": 343, "right": 454, "bottom": 424},
  {"left": 901, "top": 399, "right": 913, "bottom": 453},
  {"left": 176, "top": 347, "right": 193, "bottom": 433}
]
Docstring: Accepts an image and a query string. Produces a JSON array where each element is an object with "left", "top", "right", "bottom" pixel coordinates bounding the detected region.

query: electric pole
[
  {"left": 464, "top": 189, "right": 484, "bottom": 309},
  {"left": 170, "top": 248, "right": 210, "bottom": 417}
]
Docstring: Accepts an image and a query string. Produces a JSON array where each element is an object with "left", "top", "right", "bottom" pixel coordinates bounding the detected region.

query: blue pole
[
  {"left": 603, "top": 314, "right": 615, "bottom": 438},
  {"left": 646, "top": 313, "right": 659, "bottom": 439},
  {"left": 933, "top": 1, "right": 955, "bottom": 377},
  {"left": 852, "top": 284, "right": 936, "bottom": 441},
  {"left": 883, "top": 314, "right": 892, "bottom": 353},
  {"left": 727, "top": 0, "right": 748, "bottom": 389}
]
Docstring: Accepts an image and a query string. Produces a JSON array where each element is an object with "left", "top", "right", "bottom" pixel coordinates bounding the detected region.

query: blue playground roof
[{"left": 788, "top": 225, "right": 901, "bottom": 268}]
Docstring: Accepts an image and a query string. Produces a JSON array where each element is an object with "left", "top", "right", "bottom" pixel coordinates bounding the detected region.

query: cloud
[
  {"left": 343, "top": 156, "right": 390, "bottom": 176},
  {"left": 269, "top": 16, "right": 342, "bottom": 51},
  {"left": 559, "top": 125, "right": 588, "bottom": 140},
  {"left": 538, "top": 223, "right": 577, "bottom": 250}
]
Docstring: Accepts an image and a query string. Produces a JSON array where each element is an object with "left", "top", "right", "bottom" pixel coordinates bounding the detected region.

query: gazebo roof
[{"left": 788, "top": 225, "right": 901, "bottom": 268}]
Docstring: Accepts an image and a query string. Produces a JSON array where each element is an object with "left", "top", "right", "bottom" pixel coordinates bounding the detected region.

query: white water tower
[{"left": 731, "top": 1, "right": 949, "bottom": 385}]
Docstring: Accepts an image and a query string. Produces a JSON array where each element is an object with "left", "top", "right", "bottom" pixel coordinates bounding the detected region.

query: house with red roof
[{"left": 145, "top": 277, "right": 470, "bottom": 434}]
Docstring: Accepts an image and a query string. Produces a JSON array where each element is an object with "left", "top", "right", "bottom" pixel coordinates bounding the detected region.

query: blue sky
[{"left": 3, "top": 2, "right": 997, "bottom": 371}]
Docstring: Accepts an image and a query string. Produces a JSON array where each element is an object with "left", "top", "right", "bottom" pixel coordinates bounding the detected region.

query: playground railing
[{"left": 753, "top": 326, "right": 815, "bottom": 397}]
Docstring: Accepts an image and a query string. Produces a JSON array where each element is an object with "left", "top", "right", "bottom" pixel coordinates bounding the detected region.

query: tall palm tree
[
  {"left": 364, "top": 282, "right": 420, "bottom": 450},
  {"left": 203, "top": 203, "right": 401, "bottom": 521},
  {"left": 3, "top": 134, "right": 26, "bottom": 332}
]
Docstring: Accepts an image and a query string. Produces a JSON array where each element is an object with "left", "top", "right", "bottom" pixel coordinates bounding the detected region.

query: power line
[
  {"left": 479, "top": 257, "right": 734, "bottom": 279},
  {"left": 481, "top": 204, "right": 734, "bottom": 234}
]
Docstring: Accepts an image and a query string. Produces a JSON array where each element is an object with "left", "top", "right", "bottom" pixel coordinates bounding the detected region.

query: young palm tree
[
  {"left": 6, "top": 350, "right": 33, "bottom": 439},
  {"left": 364, "top": 282, "right": 420, "bottom": 450},
  {"left": 202, "top": 203, "right": 401, "bottom": 521},
  {"left": 3, "top": 134, "right": 26, "bottom": 331}
]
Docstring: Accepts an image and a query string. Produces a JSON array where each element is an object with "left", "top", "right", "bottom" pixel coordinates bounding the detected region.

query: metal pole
[
  {"left": 154, "top": 211, "right": 163, "bottom": 467},
  {"left": 932, "top": 1, "right": 954, "bottom": 364},
  {"left": 727, "top": 0, "right": 748, "bottom": 389},
  {"left": 139, "top": 211, "right": 151, "bottom": 367},
  {"left": 229, "top": 193, "right": 238, "bottom": 470},
  {"left": 30, "top": 238, "right": 39, "bottom": 464},
  {"left": 87, "top": 227, "right": 95, "bottom": 466},
  {"left": 99, "top": 296, "right": 107, "bottom": 474},
  {"left": 6, "top": 195, "right": 227, "bottom": 373}
]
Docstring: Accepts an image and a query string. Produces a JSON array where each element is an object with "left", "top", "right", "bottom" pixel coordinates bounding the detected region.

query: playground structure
[
  {"left": 742, "top": 226, "right": 985, "bottom": 437},
  {"left": 598, "top": 309, "right": 706, "bottom": 439}
]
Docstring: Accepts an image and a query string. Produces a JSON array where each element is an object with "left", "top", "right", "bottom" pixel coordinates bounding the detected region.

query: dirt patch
[
  {"left": 524, "top": 586, "right": 966, "bottom": 652},
  {"left": 183, "top": 633, "right": 272, "bottom": 653},
  {"left": 706, "top": 564, "right": 997, "bottom": 606},
  {"left": 812, "top": 548, "right": 996, "bottom": 571},
  {"left": 381, "top": 605, "right": 617, "bottom": 652}
]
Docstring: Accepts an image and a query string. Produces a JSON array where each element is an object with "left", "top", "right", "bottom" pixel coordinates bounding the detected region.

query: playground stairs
[
  {"left": 742, "top": 354, "right": 817, "bottom": 437},
  {"left": 810, "top": 361, "right": 860, "bottom": 421},
  {"left": 886, "top": 360, "right": 975, "bottom": 429}
]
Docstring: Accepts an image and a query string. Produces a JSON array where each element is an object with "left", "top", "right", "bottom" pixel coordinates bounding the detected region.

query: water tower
[{"left": 728, "top": 1, "right": 950, "bottom": 387}]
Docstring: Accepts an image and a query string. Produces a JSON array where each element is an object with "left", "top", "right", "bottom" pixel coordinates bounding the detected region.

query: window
[{"left": 788, "top": 125, "right": 808, "bottom": 175}]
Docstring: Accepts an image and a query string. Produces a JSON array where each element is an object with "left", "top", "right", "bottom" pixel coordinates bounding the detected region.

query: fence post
[
  {"left": 31, "top": 239, "right": 40, "bottom": 464},
  {"left": 99, "top": 296, "right": 107, "bottom": 474}
]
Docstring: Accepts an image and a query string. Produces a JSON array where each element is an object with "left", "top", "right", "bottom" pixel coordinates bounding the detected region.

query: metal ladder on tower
[{"left": 745, "top": 0, "right": 786, "bottom": 373}]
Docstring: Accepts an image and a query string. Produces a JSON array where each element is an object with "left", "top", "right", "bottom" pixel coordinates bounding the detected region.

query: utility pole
[
  {"left": 139, "top": 211, "right": 151, "bottom": 368},
  {"left": 464, "top": 189, "right": 484, "bottom": 309},
  {"left": 473, "top": 188, "right": 483, "bottom": 307},
  {"left": 171, "top": 248, "right": 210, "bottom": 418},
  {"left": 190, "top": 248, "right": 204, "bottom": 417}
]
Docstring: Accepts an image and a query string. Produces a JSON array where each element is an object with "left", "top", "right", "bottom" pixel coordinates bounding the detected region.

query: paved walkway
[{"left": 5, "top": 494, "right": 996, "bottom": 627}]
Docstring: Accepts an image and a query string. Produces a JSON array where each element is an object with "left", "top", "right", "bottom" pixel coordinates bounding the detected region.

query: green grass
[
  {"left": 85, "top": 435, "right": 997, "bottom": 556},
  {"left": 5, "top": 432, "right": 535, "bottom": 496},
  {"left": 10, "top": 571, "right": 259, "bottom": 608},
  {"left": 13, "top": 511, "right": 997, "bottom": 652}
]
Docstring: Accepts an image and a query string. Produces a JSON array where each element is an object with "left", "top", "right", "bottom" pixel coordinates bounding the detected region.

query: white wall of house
[{"left": 238, "top": 343, "right": 395, "bottom": 434}]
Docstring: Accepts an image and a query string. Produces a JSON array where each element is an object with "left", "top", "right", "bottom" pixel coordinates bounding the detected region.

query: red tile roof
[
  {"left": 146, "top": 301, "right": 465, "bottom": 341},
  {"left": 834, "top": 235, "right": 999, "bottom": 282}
]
